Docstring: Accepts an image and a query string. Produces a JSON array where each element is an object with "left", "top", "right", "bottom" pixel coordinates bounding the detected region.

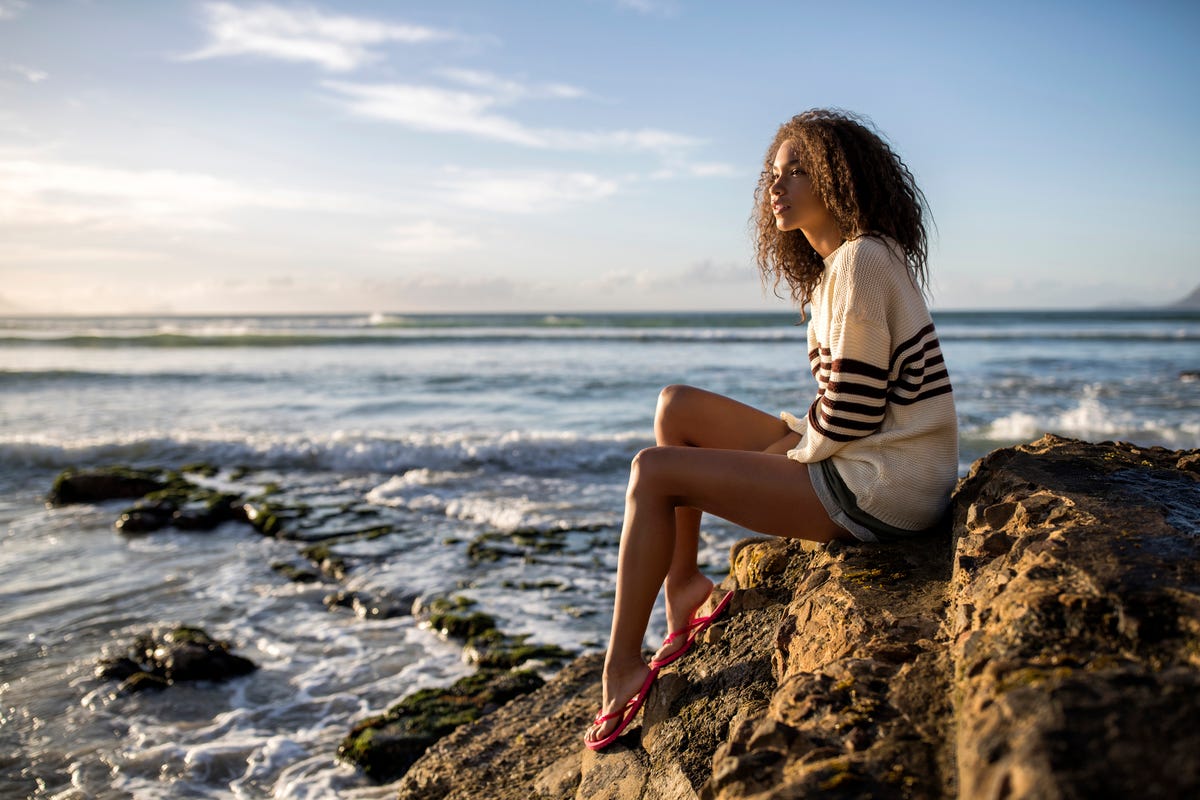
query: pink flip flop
[
  {"left": 585, "top": 667, "right": 659, "bottom": 751},
  {"left": 649, "top": 590, "right": 733, "bottom": 670}
]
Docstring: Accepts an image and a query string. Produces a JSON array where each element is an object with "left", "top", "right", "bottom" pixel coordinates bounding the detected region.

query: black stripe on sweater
[
  {"left": 891, "top": 367, "right": 950, "bottom": 395},
  {"left": 889, "top": 382, "right": 954, "bottom": 405},
  {"left": 829, "top": 357, "right": 890, "bottom": 383},
  {"left": 820, "top": 397, "right": 887, "bottom": 419},
  {"left": 808, "top": 404, "right": 865, "bottom": 442},
  {"left": 891, "top": 323, "right": 938, "bottom": 363}
]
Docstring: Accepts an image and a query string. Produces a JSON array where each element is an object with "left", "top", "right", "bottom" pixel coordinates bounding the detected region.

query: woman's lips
[{"left": 772, "top": 202, "right": 790, "bottom": 214}]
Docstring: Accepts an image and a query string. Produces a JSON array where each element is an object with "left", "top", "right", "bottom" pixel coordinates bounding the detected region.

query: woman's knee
[
  {"left": 654, "top": 384, "right": 704, "bottom": 443},
  {"left": 628, "top": 445, "right": 674, "bottom": 494}
]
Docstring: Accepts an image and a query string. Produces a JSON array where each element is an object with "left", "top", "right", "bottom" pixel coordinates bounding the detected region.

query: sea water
[{"left": 1, "top": 310, "right": 1197, "bottom": 798}]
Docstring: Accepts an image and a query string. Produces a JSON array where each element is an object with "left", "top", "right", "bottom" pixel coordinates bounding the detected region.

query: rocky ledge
[{"left": 389, "top": 435, "right": 1200, "bottom": 799}]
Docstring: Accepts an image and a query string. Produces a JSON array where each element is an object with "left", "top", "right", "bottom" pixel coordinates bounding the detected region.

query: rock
[
  {"left": 117, "top": 671, "right": 171, "bottom": 694},
  {"left": 114, "top": 489, "right": 245, "bottom": 534},
  {"left": 114, "top": 498, "right": 177, "bottom": 534},
  {"left": 160, "top": 626, "right": 257, "bottom": 682},
  {"left": 950, "top": 435, "right": 1200, "bottom": 799},
  {"left": 300, "top": 543, "right": 349, "bottom": 580},
  {"left": 338, "top": 668, "right": 545, "bottom": 783},
  {"left": 47, "top": 467, "right": 166, "bottom": 506},
  {"left": 395, "top": 654, "right": 602, "bottom": 800},
  {"left": 274, "top": 562, "right": 321, "bottom": 583},
  {"left": 243, "top": 502, "right": 284, "bottom": 536},
  {"left": 462, "top": 629, "right": 572, "bottom": 670},
  {"left": 379, "top": 436, "right": 1200, "bottom": 800},
  {"left": 324, "top": 589, "right": 417, "bottom": 619},
  {"left": 96, "top": 625, "right": 257, "bottom": 690}
]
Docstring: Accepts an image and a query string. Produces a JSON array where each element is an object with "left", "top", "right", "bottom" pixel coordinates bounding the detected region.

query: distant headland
[{"left": 1169, "top": 283, "right": 1200, "bottom": 309}]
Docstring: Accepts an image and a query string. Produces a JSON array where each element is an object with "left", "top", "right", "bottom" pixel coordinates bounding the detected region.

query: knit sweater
[{"left": 781, "top": 235, "right": 958, "bottom": 531}]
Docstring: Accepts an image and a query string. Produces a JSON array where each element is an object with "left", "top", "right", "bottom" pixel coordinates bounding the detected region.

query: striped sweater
[{"left": 781, "top": 235, "right": 959, "bottom": 531}]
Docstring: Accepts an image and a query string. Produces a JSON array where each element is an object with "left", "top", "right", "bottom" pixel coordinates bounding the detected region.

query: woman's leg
[
  {"left": 653, "top": 386, "right": 795, "bottom": 662},
  {"left": 586, "top": 389, "right": 843, "bottom": 745}
]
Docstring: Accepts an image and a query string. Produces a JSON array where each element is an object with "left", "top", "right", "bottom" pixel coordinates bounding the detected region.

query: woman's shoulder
[
  {"left": 836, "top": 234, "right": 904, "bottom": 265},
  {"left": 830, "top": 235, "right": 908, "bottom": 286}
]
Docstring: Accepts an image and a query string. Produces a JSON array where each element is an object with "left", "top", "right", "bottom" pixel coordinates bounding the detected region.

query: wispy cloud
[
  {"left": 323, "top": 75, "right": 701, "bottom": 153},
  {"left": 323, "top": 80, "right": 544, "bottom": 146},
  {"left": 0, "top": 156, "right": 359, "bottom": 231},
  {"left": 437, "top": 68, "right": 587, "bottom": 101},
  {"left": 433, "top": 167, "right": 618, "bottom": 214},
  {"left": 648, "top": 161, "right": 740, "bottom": 180},
  {"left": 588, "top": 259, "right": 750, "bottom": 292},
  {"left": 184, "top": 7, "right": 707, "bottom": 161},
  {"left": 184, "top": 2, "right": 454, "bottom": 72},
  {"left": 9, "top": 64, "right": 47, "bottom": 83},
  {"left": 0, "top": 1, "right": 27, "bottom": 21},
  {"left": 378, "top": 220, "right": 481, "bottom": 254},
  {"left": 617, "top": 0, "right": 681, "bottom": 17}
]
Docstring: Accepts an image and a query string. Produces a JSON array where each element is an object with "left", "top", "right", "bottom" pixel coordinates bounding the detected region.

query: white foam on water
[
  {"left": 975, "top": 384, "right": 1199, "bottom": 449},
  {"left": 0, "top": 428, "right": 646, "bottom": 476}
]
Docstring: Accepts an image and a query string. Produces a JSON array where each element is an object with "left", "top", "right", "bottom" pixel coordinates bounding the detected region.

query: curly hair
[{"left": 752, "top": 109, "right": 931, "bottom": 308}]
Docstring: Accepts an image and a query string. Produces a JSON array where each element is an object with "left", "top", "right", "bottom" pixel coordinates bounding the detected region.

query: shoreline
[{"left": 11, "top": 434, "right": 1200, "bottom": 796}]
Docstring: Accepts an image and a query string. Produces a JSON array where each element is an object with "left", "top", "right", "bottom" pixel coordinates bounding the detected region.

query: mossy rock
[
  {"left": 338, "top": 668, "right": 544, "bottom": 782},
  {"left": 115, "top": 486, "right": 243, "bottom": 534},
  {"left": 272, "top": 562, "right": 320, "bottom": 583},
  {"left": 96, "top": 625, "right": 257, "bottom": 689},
  {"left": 243, "top": 502, "right": 283, "bottom": 536},
  {"left": 117, "top": 671, "right": 170, "bottom": 694},
  {"left": 428, "top": 595, "right": 476, "bottom": 614},
  {"left": 180, "top": 462, "right": 219, "bottom": 477},
  {"left": 463, "top": 629, "right": 572, "bottom": 669},
  {"left": 47, "top": 466, "right": 167, "bottom": 506},
  {"left": 301, "top": 543, "right": 349, "bottom": 580},
  {"left": 428, "top": 610, "right": 497, "bottom": 641}
]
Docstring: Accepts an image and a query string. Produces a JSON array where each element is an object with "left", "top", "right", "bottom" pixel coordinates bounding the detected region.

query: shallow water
[{"left": 1, "top": 310, "right": 1196, "bottom": 797}]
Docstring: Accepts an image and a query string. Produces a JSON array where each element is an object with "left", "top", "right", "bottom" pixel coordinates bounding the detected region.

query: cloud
[
  {"left": 437, "top": 68, "right": 587, "bottom": 101},
  {"left": 0, "top": 156, "right": 360, "bottom": 231},
  {"left": 9, "top": 64, "right": 47, "bottom": 83},
  {"left": 649, "top": 162, "right": 740, "bottom": 180},
  {"left": 588, "top": 259, "right": 750, "bottom": 292},
  {"left": 378, "top": 220, "right": 481, "bottom": 254},
  {"left": 617, "top": 0, "right": 680, "bottom": 16},
  {"left": 184, "top": 2, "right": 454, "bottom": 72},
  {"left": 323, "top": 76, "right": 701, "bottom": 153},
  {"left": 358, "top": 272, "right": 535, "bottom": 308},
  {"left": 0, "top": 1, "right": 27, "bottom": 21},
  {"left": 323, "top": 80, "right": 544, "bottom": 146},
  {"left": 434, "top": 167, "right": 618, "bottom": 214}
]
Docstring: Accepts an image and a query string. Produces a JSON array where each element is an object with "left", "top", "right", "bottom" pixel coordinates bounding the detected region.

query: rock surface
[
  {"left": 96, "top": 625, "right": 258, "bottom": 694},
  {"left": 388, "top": 436, "right": 1200, "bottom": 799}
]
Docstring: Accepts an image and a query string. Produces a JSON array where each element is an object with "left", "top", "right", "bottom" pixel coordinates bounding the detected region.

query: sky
[{"left": 0, "top": 0, "right": 1198, "bottom": 314}]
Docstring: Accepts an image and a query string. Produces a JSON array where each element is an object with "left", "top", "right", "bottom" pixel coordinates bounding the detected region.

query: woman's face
[{"left": 768, "top": 140, "right": 834, "bottom": 234}]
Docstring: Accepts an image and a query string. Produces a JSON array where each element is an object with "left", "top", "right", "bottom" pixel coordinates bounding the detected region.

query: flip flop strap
[
  {"left": 661, "top": 608, "right": 717, "bottom": 645},
  {"left": 591, "top": 692, "right": 641, "bottom": 726}
]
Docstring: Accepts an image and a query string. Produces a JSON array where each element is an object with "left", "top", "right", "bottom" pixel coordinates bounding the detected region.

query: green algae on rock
[
  {"left": 47, "top": 466, "right": 168, "bottom": 506},
  {"left": 337, "top": 668, "right": 544, "bottom": 783}
]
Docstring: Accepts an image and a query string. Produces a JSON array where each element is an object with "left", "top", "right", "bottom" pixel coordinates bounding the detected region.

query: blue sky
[{"left": 1, "top": 0, "right": 1197, "bottom": 314}]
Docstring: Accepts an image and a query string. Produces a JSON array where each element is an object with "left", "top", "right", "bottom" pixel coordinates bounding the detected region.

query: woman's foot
[
  {"left": 584, "top": 659, "right": 657, "bottom": 749},
  {"left": 652, "top": 573, "right": 715, "bottom": 666}
]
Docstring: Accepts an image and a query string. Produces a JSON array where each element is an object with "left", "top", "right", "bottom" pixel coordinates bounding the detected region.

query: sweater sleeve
[
  {"left": 779, "top": 318, "right": 821, "bottom": 439},
  {"left": 784, "top": 249, "right": 894, "bottom": 464}
]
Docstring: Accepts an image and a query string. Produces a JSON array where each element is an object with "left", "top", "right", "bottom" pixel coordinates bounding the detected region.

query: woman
[{"left": 584, "top": 109, "right": 959, "bottom": 751}]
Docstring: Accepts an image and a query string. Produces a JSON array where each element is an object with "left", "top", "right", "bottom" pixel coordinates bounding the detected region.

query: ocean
[{"left": 1, "top": 310, "right": 1197, "bottom": 798}]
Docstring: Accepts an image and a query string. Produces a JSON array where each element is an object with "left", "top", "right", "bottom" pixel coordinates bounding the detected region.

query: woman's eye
[{"left": 791, "top": 168, "right": 805, "bottom": 177}]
